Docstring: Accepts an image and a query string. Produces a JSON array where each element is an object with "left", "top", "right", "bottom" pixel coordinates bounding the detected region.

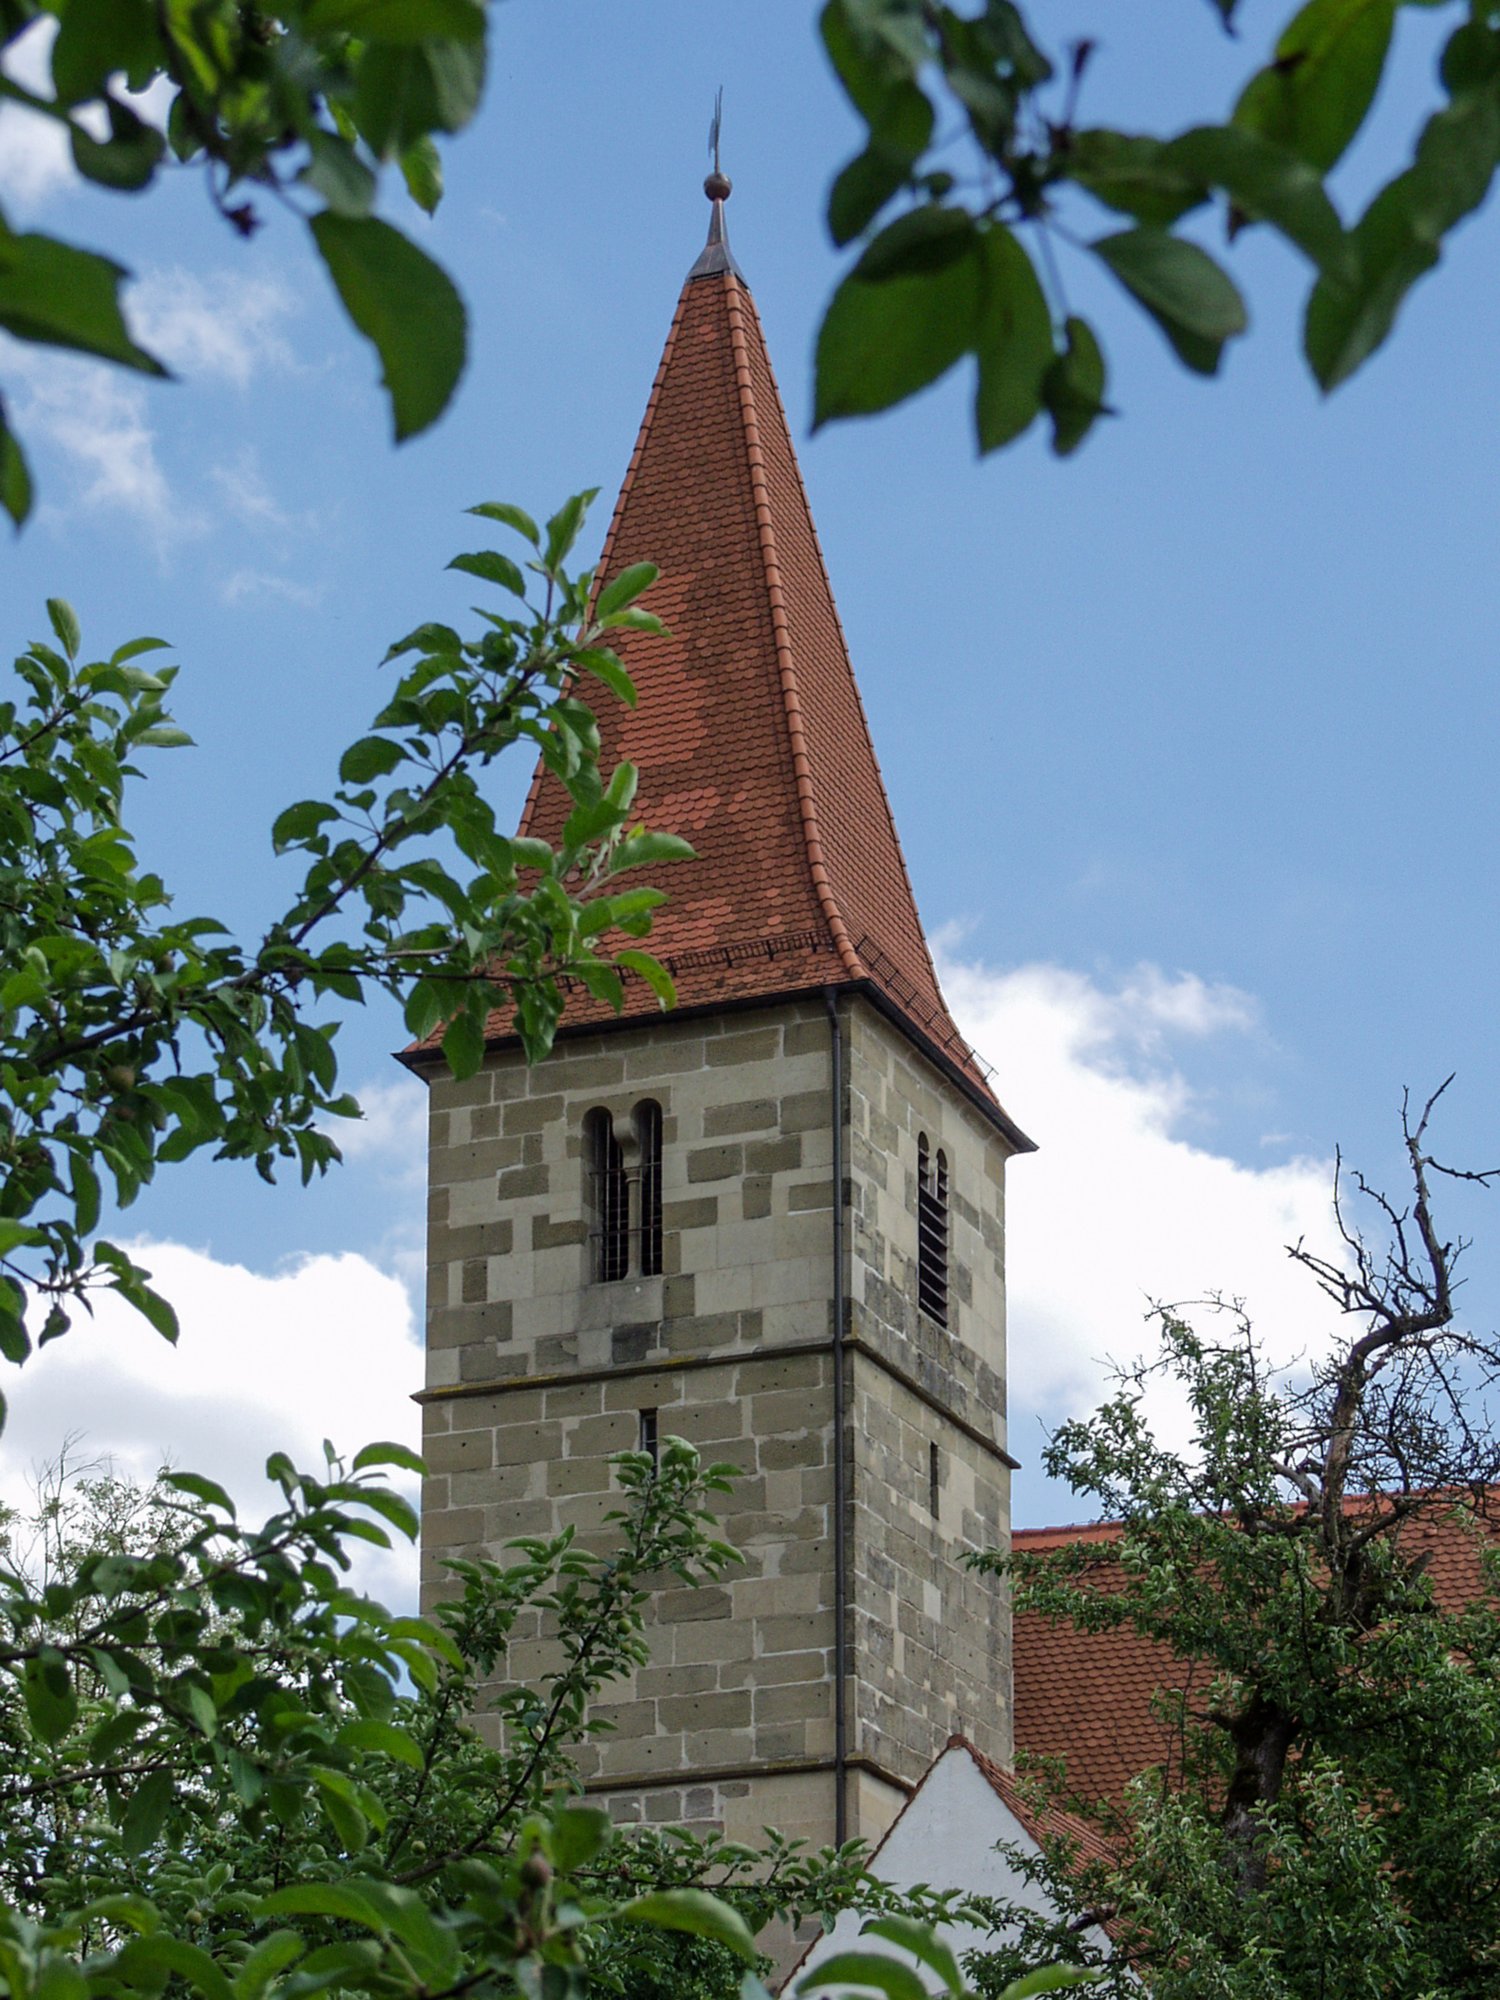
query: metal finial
[{"left": 689, "top": 86, "right": 743, "bottom": 280}]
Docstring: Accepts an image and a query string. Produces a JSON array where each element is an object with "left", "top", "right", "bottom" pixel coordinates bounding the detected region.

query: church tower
[{"left": 411, "top": 178, "right": 1033, "bottom": 1852}]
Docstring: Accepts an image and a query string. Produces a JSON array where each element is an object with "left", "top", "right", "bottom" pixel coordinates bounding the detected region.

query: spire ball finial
[{"left": 705, "top": 169, "right": 731, "bottom": 202}]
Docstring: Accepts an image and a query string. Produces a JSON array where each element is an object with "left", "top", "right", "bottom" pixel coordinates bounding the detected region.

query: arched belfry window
[
  {"left": 635, "top": 1099, "right": 663, "bottom": 1278},
  {"left": 585, "top": 1109, "right": 629, "bottom": 1283},
  {"left": 584, "top": 1102, "right": 663, "bottom": 1282},
  {"left": 917, "top": 1132, "right": 949, "bottom": 1326}
]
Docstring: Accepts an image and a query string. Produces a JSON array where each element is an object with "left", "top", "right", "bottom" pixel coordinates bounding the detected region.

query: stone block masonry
[{"left": 418, "top": 992, "right": 1017, "bottom": 1850}]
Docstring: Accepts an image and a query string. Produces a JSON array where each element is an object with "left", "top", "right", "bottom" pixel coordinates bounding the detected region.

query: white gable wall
[{"left": 789, "top": 1744, "right": 1105, "bottom": 1989}]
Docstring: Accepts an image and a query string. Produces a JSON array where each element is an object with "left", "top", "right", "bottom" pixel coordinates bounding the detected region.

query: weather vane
[{"left": 705, "top": 87, "right": 731, "bottom": 205}]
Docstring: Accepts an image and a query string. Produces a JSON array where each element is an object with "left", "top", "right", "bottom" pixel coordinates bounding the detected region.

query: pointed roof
[{"left": 511, "top": 186, "right": 1030, "bottom": 1146}]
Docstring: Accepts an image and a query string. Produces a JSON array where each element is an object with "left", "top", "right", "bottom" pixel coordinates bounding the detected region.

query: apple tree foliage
[
  {"left": 961, "top": 1096, "right": 1500, "bottom": 1997},
  {"left": 2, "top": 0, "right": 1497, "bottom": 523},
  {"left": 0, "top": 494, "right": 696, "bottom": 1387},
  {"left": 0, "top": 0, "right": 486, "bottom": 523},
  {"left": 815, "top": 0, "right": 1500, "bottom": 454}
]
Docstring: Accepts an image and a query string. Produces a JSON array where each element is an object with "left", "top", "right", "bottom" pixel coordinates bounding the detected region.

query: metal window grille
[
  {"left": 928, "top": 1441, "right": 940, "bottom": 1518},
  {"left": 917, "top": 1134, "right": 949, "bottom": 1327},
  {"left": 636, "top": 1099, "right": 663, "bottom": 1278},
  {"left": 639, "top": 1407, "right": 659, "bottom": 1468},
  {"left": 586, "top": 1109, "right": 629, "bottom": 1283}
]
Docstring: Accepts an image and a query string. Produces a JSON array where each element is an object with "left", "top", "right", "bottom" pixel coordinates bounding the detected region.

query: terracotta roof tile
[
  {"left": 489, "top": 210, "right": 1028, "bottom": 1142},
  {"left": 1011, "top": 1500, "right": 1500, "bottom": 1810}
]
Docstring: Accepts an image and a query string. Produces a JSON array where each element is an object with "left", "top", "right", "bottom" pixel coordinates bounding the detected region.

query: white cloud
[
  {"left": 220, "top": 567, "right": 325, "bottom": 609},
  {"left": 0, "top": 21, "right": 171, "bottom": 218},
  {"left": 938, "top": 952, "right": 1344, "bottom": 1480},
  {"left": 322, "top": 1074, "right": 429, "bottom": 1177},
  {"left": 0, "top": 22, "right": 71, "bottom": 213},
  {"left": 2, "top": 1243, "right": 423, "bottom": 1606},
  {"left": 214, "top": 448, "right": 295, "bottom": 529},
  {"left": 130, "top": 269, "right": 296, "bottom": 386},
  {"left": 4, "top": 265, "right": 299, "bottom": 554},
  {"left": 4, "top": 344, "right": 188, "bottom": 553}
]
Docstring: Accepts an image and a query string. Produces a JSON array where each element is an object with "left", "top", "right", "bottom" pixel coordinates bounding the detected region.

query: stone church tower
[{"left": 411, "top": 181, "right": 1034, "bottom": 1852}]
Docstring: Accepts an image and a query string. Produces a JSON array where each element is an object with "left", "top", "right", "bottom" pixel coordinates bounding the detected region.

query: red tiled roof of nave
[
  {"left": 495, "top": 198, "right": 1028, "bottom": 1143},
  {"left": 1009, "top": 1501, "right": 1500, "bottom": 1809}
]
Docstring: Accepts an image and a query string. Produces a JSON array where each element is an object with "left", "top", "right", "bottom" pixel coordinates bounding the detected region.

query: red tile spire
[{"left": 515, "top": 182, "right": 1030, "bottom": 1144}]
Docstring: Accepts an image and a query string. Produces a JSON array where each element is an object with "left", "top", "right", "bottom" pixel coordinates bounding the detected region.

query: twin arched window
[
  {"left": 585, "top": 1100, "right": 663, "bottom": 1282},
  {"left": 917, "top": 1132, "right": 949, "bottom": 1326}
]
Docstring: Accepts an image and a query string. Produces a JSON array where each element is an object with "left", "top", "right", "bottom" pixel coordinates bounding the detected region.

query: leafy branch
[{"left": 0, "top": 492, "right": 691, "bottom": 1386}]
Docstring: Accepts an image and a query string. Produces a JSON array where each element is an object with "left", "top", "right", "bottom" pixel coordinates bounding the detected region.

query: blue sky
[{"left": 3, "top": 1, "right": 1499, "bottom": 1552}]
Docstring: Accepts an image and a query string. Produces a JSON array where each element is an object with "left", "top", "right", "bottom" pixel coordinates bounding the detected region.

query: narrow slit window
[
  {"left": 917, "top": 1133, "right": 950, "bottom": 1326},
  {"left": 928, "top": 1441, "right": 940, "bottom": 1518},
  {"left": 585, "top": 1108, "right": 629, "bottom": 1283},
  {"left": 639, "top": 1407, "right": 659, "bottom": 1469},
  {"left": 636, "top": 1099, "right": 663, "bottom": 1278}
]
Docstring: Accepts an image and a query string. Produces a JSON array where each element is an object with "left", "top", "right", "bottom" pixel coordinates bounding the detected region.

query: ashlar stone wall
[
  {"left": 419, "top": 1000, "right": 845, "bottom": 1850},
  {"left": 417, "top": 990, "right": 1015, "bottom": 1851},
  {"left": 844, "top": 1001, "right": 1014, "bottom": 1794}
]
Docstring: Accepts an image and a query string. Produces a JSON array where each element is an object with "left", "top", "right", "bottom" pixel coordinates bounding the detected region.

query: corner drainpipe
[{"left": 824, "top": 987, "right": 848, "bottom": 1846}]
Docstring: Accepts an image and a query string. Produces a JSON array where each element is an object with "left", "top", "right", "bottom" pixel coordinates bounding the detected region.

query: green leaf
[
  {"left": 829, "top": 141, "right": 918, "bottom": 246},
  {"left": 468, "top": 500, "right": 540, "bottom": 543},
  {"left": 304, "top": 0, "right": 485, "bottom": 39},
  {"left": 339, "top": 734, "right": 408, "bottom": 784},
  {"left": 1041, "top": 316, "right": 1108, "bottom": 457},
  {"left": 595, "top": 561, "right": 659, "bottom": 621},
  {"left": 354, "top": 39, "right": 485, "bottom": 154},
  {"left": 570, "top": 646, "right": 636, "bottom": 707},
  {"left": 314, "top": 1770, "right": 370, "bottom": 1852},
  {"left": 1091, "top": 227, "right": 1248, "bottom": 375},
  {"left": 272, "top": 799, "right": 339, "bottom": 851},
  {"left": 337, "top": 1717, "right": 425, "bottom": 1768},
  {"left": 997, "top": 1971, "right": 1102, "bottom": 1999},
  {"left": 383, "top": 619, "right": 463, "bottom": 661},
  {"left": 448, "top": 548, "right": 527, "bottom": 595},
  {"left": 400, "top": 134, "right": 443, "bottom": 215},
  {"left": 973, "top": 224, "right": 1052, "bottom": 452},
  {"left": 1233, "top": 0, "right": 1396, "bottom": 173},
  {"left": 116, "top": 1938, "right": 234, "bottom": 2000},
  {"left": 0, "top": 230, "right": 167, "bottom": 374},
  {"left": 70, "top": 99, "right": 165, "bottom": 192},
  {"left": 22, "top": 1652, "right": 77, "bottom": 1744},
  {"left": 616, "top": 949, "right": 675, "bottom": 1009},
  {"left": 303, "top": 131, "right": 378, "bottom": 217},
  {"left": 853, "top": 203, "right": 977, "bottom": 282},
  {"left": 0, "top": 407, "right": 32, "bottom": 527},
  {"left": 163, "top": 1471, "right": 235, "bottom": 1514},
  {"left": 815, "top": 222, "right": 980, "bottom": 425},
  {"left": 610, "top": 830, "right": 695, "bottom": 871},
  {"left": 37, "top": 1964, "right": 88, "bottom": 2000},
  {"left": 861, "top": 1917, "right": 963, "bottom": 1996},
  {"left": 46, "top": 597, "right": 80, "bottom": 660},
  {"left": 352, "top": 1439, "right": 427, "bottom": 1475},
  {"left": 1067, "top": 129, "right": 1207, "bottom": 226},
  {"left": 1305, "top": 89, "right": 1500, "bottom": 389},
  {"left": 232, "top": 1932, "right": 304, "bottom": 2000},
  {"left": 614, "top": 1889, "right": 758, "bottom": 1964},
  {"left": 1166, "top": 124, "right": 1353, "bottom": 279},
  {"left": 797, "top": 1952, "right": 928, "bottom": 2000},
  {"left": 261, "top": 1883, "right": 384, "bottom": 1926},
  {"left": 50, "top": 0, "right": 158, "bottom": 104},
  {"left": 543, "top": 490, "right": 596, "bottom": 571},
  {"left": 548, "top": 1804, "right": 612, "bottom": 1873},
  {"left": 310, "top": 213, "right": 466, "bottom": 442},
  {"left": 121, "top": 1769, "right": 173, "bottom": 1854},
  {"left": 442, "top": 1009, "right": 486, "bottom": 1080}
]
